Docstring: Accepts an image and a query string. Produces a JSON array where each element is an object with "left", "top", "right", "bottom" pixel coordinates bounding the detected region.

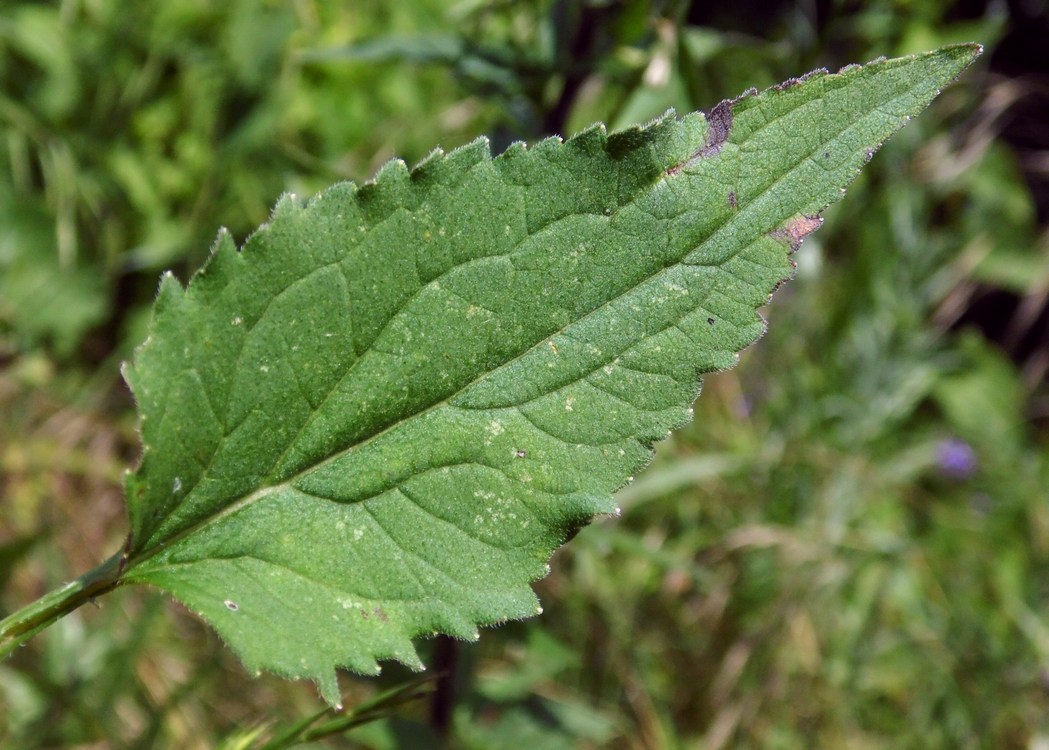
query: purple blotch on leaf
[
  {"left": 667, "top": 90, "right": 755, "bottom": 175},
  {"left": 769, "top": 214, "right": 823, "bottom": 252},
  {"left": 701, "top": 100, "right": 733, "bottom": 157}
]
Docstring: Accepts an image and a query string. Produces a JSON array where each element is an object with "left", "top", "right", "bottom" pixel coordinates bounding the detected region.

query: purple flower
[{"left": 936, "top": 438, "right": 978, "bottom": 480}]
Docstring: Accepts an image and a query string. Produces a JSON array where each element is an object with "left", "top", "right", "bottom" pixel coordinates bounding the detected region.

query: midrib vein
[{"left": 129, "top": 76, "right": 917, "bottom": 570}]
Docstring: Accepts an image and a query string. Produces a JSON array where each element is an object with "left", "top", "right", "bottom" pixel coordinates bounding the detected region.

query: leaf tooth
[
  {"left": 411, "top": 138, "right": 490, "bottom": 186},
  {"left": 337, "top": 651, "right": 382, "bottom": 677},
  {"left": 394, "top": 645, "right": 425, "bottom": 672},
  {"left": 414, "top": 145, "right": 446, "bottom": 169},
  {"left": 356, "top": 158, "right": 412, "bottom": 208},
  {"left": 152, "top": 271, "right": 184, "bottom": 316},
  {"left": 119, "top": 363, "right": 140, "bottom": 409},
  {"left": 190, "top": 227, "right": 241, "bottom": 293},
  {"left": 270, "top": 191, "right": 305, "bottom": 221},
  {"left": 440, "top": 136, "right": 490, "bottom": 171},
  {"left": 374, "top": 157, "right": 410, "bottom": 184},
  {"left": 208, "top": 225, "right": 235, "bottom": 254},
  {"left": 428, "top": 608, "right": 483, "bottom": 641},
  {"left": 642, "top": 107, "right": 676, "bottom": 129},
  {"left": 566, "top": 121, "right": 609, "bottom": 151},
  {"left": 315, "top": 670, "right": 343, "bottom": 709},
  {"left": 500, "top": 140, "right": 527, "bottom": 158}
]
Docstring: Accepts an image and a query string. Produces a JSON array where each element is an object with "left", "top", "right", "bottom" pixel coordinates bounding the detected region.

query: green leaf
[{"left": 119, "top": 44, "right": 980, "bottom": 704}]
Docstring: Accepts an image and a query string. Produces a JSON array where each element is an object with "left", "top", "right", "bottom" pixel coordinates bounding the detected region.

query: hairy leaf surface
[{"left": 120, "top": 45, "right": 980, "bottom": 703}]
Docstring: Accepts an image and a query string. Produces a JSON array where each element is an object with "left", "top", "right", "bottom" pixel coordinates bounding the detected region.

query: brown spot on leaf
[
  {"left": 701, "top": 100, "right": 733, "bottom": 157},
  {"left": 728, "top": 190, "right": 737, "bottom": 210},
  {"left": 666, "top": 89, "right": 755, "bottom": 175},
  {"left": 773, "top": 77, "right": 802, "bottom": 91},
  {"left": 774, "top": 68, "right": 828, "bottom": 91},
  {"left": 373, "top": 607, "right": 389, "bottom": 623},
  {"left": 769, "top": 214, "right": 824, "bottom": 252}
]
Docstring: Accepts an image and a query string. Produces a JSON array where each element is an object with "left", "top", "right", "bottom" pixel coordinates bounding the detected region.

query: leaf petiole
[{"left": 0, "top": 546, "right": 126, "bottom": 659}]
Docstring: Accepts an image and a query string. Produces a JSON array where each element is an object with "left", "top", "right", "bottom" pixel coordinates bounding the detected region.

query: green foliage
[
  {"left": 1, "top": 2, "right": 1047, "bottom": 748},
  {"left": 0, "top": 1, "right": 488, "bottom": 359},
  {"left": 0, "top": 188, "right": 106, "bottom": 356},
  {"left": 97, "top": 46, "right": 976, "bottom": 705}
]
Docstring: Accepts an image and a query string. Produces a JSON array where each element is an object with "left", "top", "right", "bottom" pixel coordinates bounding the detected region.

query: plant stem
[
  {"left": 256, "top": 674, "right": 437, "bottom": 750},
  {"left": 0, "top": 548, "right": 126, "bottom": 659},
  {"left": 429, "top": 634, "right": 458, "bottom": 740}
]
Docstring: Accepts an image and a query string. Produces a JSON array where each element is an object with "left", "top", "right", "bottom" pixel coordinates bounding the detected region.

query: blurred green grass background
[{"left": 2, "top": 1, "right": 1048, "bottom": 747}]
